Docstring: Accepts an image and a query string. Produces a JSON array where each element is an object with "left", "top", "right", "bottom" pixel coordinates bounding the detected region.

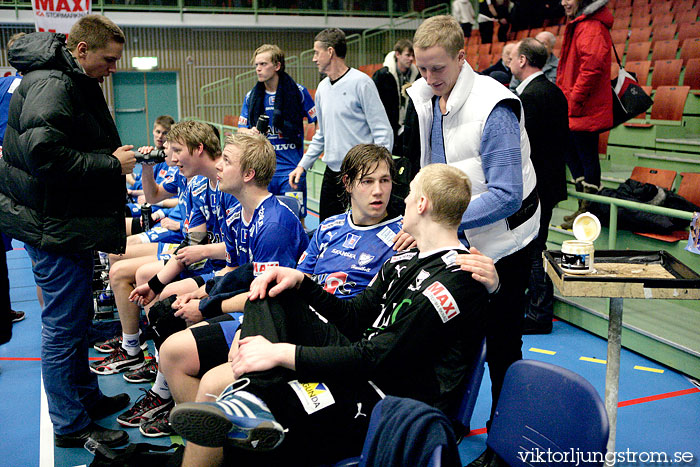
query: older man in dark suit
[
  {"left": 510, "top": 38, "right": 569, "bottom": 335},
  {"left": 480, "top": 42, "right": 515, "bottom": 83}
]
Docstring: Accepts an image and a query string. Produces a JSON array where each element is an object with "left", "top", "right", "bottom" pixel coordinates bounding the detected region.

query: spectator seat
[
  {"left": 683, "top": 58, "right": 700, "bottom": 89},
  {"left": 626, "top": 41, "right": 651, "bottom": 62},
  {"left": 625, "top": 60, "right": 651, "bottom": 85},
  {"left": 680, "top": 37, "right": 700, "bottom": 65},
  {"left": 651, "top": 59, "right": 683, "bottom": 88},
  {"left": 629, "top": 26, "right": 652, "bottom": 43},
  {"left": 651, "top": 39, "right": 679, "bottom": 62},
  {"left": 486, "top": 360, "right": 609, "bottom": 467}
]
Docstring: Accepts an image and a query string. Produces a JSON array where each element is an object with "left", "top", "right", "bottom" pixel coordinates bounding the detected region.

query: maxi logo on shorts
[
  {"left": 288, "top": 380, "right": 336, "bottom": 414},
  {"left": 422, "top": 281, "right": 461, "bottom": 323}
]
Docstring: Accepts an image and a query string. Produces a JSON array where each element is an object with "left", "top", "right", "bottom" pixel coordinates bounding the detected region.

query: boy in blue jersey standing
[{"left": 238, "top": 44, "right": 316, "bottom": 224}]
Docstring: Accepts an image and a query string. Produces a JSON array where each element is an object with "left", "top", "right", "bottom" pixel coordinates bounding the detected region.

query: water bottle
[
  {"left": 256, "top": 114, "right": 270, "bottom": 134},
  {"left": 141, "top": 203, "right": 154, "bottom": 232}
]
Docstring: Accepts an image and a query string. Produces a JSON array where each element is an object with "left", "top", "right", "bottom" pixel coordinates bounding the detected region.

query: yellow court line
[
  {"left": 634, "top": 365, "right": 665, "bottom": 374},
  {"left": 528, "top": 347, "right": 556, "bottom": 355},
  {"left": 580, "top": 356, "right": 607, "bottom": 364}
]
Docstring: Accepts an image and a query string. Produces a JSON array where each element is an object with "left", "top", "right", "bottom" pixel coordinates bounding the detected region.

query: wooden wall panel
[{"left": 0, "top": 26, "right": 319, "bottom": 123}]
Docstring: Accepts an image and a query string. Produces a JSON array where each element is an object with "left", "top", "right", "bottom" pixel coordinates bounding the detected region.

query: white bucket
[{"left": 560, "top": 213, "right": 601, "bottom": 274}]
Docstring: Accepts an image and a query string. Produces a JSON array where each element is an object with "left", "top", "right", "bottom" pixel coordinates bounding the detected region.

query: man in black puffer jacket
[{"left": 0, "top": 15, "right": 136, "bottom": 448}]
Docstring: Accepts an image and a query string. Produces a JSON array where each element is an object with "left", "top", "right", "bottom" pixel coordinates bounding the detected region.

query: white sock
[
  {"left": 122, "top": 331, "right": 141, "bottom": 356},
  {"left": 151, "top": 371, "right": 171, "bottom": 400}
]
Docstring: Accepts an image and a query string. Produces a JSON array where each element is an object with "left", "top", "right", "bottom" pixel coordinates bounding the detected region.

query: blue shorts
[
  {"left": 268, "top": 173, "right": 306, "bottom": 217},
  {"left": 220, "top": 314, "right": 243, "bottom": 346},
  {"left": 156, "top": 242, "right": 179, "bottom": 261},
  {"left": 137, "top": 226, "right": 184, "bottom": 245},
  {"left": 156, "top": 244, "right": 215, "bottom": 281},
  {"left": 191, "top": 313, "right": 244, "bottom": 377},
  {"left": 126, "top": 203, "right": 141, "bottom": 218},
  {"left": 176, "top": 262, "right": 216, "bottom": 282}
]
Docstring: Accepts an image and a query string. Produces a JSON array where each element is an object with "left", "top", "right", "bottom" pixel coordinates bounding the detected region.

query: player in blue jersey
[
  {"left": 296, "top": 167, "right": 404, "bottom": 298},
  {"left": 109, "top": 143, "right": 184, "bottom": 264},
  {"left": 143, "top": 123, "right": 226, "bottom": 265},
  {"left": 238, "top": 44, "right": 316, "bottom": 223}
]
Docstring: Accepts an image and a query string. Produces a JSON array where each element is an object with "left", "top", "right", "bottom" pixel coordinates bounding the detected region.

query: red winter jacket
[{"left": 556, "top": 3, "right": 613, "bottom": 132}]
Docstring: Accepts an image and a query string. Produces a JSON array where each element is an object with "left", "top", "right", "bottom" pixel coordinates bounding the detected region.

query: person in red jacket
[{"left": 556, "top": 0, "right": 613, "bottom": 229}]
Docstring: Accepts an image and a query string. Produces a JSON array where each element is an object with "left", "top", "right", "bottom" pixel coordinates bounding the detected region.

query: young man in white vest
[{"left": 406, "top": 14, "right": 541, "bottom": 467}]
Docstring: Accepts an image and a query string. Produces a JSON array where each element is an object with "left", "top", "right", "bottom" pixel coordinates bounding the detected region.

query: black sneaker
[
  {"left": 468, "top": 448, "right": 494, "bottom": 467},
  {"left": 90, "top": 347, "right": 145, "bottom": 375},
  {"left": 139, "top": 410, "right": 175, "bottom": 438},
  {"left": 87, "top": 393, "right": 131, "bottom": 420},
  {"left": 55, "top": 422, "right": 128, "bottom": 448},
  {"left": 117, "top": 389, "right": 174, "bottom": 427},
  {"left": 94, "top": 335, "right": 148, "bottom": 354},
  {"left": 522, "top": 317, "right": 553, "bottom": 335},
  {"left": 93, "top": 335, "right": 121, "bottom": 353},
  {"left": 10, "top": 310, "right": 25, "bottom": 323},
  {"left": 123, "top": 359, "right": 158, "bottom": 383}
]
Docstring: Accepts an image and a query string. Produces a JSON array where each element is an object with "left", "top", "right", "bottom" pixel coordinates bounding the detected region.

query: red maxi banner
[{"left": 32, "top": 0, "right": 92, "bottom": 35}]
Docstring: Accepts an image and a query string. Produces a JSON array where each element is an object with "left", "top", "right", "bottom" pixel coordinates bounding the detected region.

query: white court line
[
  {"left": 40, "top": 374, "right": 54, "bottom": 467},
  {"left": 40, "top": 374, "right": 88, "bottom": 467}
]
